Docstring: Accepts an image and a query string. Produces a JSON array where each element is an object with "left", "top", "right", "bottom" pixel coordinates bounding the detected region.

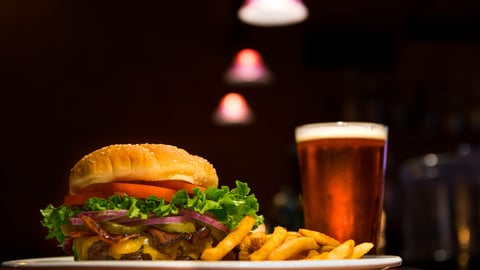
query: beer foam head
[{"left": 295, "top": 122, "right": 388, "bottom": 142}]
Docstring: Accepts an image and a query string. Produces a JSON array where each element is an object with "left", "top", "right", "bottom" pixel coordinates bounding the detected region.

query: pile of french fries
[{"left": 200, "top": 215, "right": 374, "bottom": 261}]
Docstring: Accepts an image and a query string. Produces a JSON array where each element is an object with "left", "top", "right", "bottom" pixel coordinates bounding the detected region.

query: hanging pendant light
[
  {"left": 238, "top": 0, "right": 308, "bottom": 27},
  {"left": 213, "top": 92, "right": 254, "bottom": 126},
  {"left": 224, "top": 48, "right": 272, "bottom": 86}
]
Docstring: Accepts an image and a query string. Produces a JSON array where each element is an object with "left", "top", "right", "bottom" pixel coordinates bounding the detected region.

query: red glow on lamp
[
  {"left": 225, "top": 48, "right": 272, "bottom": 85},
  {"left": 213, "top": 92, "right": 254, "bottom": 125},
  {"left": 237, "top": 49, "right": 261, "bottom": 67}
]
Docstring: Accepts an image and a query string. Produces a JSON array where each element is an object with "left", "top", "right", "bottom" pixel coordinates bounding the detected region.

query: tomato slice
[
  {"left": 65, "top": 183, "right": 177, "bottom": 206},
  {"left": 153, "top": 180, "right": 206, "bottom": 193},
  {"left": 64, "top": 181, "right": 205, "bottom": 206},
  {"left": 93, "top": 182, "right": 177, "bottom": 200}
]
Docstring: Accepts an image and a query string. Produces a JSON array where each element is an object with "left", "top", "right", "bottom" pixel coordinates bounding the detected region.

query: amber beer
[{"left": 295, "top": 122, "right": 388, "bottom": 252}]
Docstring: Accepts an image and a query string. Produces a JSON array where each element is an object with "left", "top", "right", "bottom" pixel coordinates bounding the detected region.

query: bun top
[{"left": 69, "top": 144, "right": 218, "bottom": 195}]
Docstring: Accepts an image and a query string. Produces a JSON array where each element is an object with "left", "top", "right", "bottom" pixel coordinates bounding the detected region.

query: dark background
[{"left": 2, "top": 0, "right": 480, "bottom": 268}]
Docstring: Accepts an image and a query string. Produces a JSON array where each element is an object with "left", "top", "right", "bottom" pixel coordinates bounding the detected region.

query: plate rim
[{"left": 2, "top": 255, "right": 402, "bottom": 269}]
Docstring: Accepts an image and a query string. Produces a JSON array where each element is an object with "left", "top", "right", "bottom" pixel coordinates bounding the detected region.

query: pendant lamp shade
[
  {"left": 224, "top": 48, "right": 272, "bottom": 86},
  {"left": 238, "top": 0, "right": 308, "bottom": 27},
  {"left": 213, "top": 92, "right": 254, "bottom": 125}
]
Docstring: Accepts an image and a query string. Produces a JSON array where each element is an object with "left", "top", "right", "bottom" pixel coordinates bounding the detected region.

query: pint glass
[{"left": 295, "top": 122, "right": 388, "bottom": 253}]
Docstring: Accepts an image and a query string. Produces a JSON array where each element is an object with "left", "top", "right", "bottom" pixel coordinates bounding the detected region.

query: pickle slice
[
  {"left": 153, "top": 222, "right": 196, "bottom": 233},
  {"left": 100, "top": 221, "right": 146, "bottom": 235}
]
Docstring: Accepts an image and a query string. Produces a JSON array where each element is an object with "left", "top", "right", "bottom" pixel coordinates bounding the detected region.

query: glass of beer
[{"left": 295, "top": 122, "right": 388, "bottom": 253}]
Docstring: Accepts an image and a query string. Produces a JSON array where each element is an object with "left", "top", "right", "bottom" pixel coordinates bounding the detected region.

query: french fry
[
  {"left": 308, "top": 251, "right": 329, "bottom": 260},
  {"left": 200, "top": 215, "right": 256, "bottom": 261},
  {"left": 305, "top": 249, "right": 321, "bottom": 259},
  {"left": 238, "top": 234, "right": 252, "bottom": 261},
  {"left": 238, "top": 231, "right": 269, "bottom": 260},
  {"left": 348, "top": 242, "right": 374, "bottom": 259},
  {"left": 326, "top": 239, "right": 355, "bottom": 260},
  {"left": 267, "top": 237, "right": 319, "bottom": 260},
  {"left": 239, "top": 234, "right": 251, "bottom": 251},
  {"left": 238, "top": 250, "right": 250, "bottom": 261},
  {"left": 284, "top": 231, "right": 302, "bottom": 242},
  {"left": 321, "top": 245, "right": 335, "bottom": 252},
  {"left": 200, "top": 214, "right": 375, "bottom": 261},
  {"left": 249, "top": 226, "right": 287, "bottom": 261},
  {"left": 298, "top": 228, "right": 341, "bottom": 247},
  {"left": 249, "top": 231, "right": 267, "bottom": 251},
  {"left": 288, "top": 250, "right": 311, "bottom": 260}
]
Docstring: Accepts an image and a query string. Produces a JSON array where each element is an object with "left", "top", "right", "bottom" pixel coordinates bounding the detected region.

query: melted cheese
[
  {"left": 73, "top": 236, "right": 101, "bottom": 260},
  {"left": 74, "top": 235, "right": 214, "bottom": 260},
  {"left": 142, "top": 245, "right": 171, "bottom": 260},
  {"left": 108, "top": 236, "right": 149, "bottom": 260}
]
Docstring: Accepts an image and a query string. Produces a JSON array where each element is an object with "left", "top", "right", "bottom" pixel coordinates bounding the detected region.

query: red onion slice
[
  {"left": 179, "top": 209, "right": 229, "bottom": 233},
  {"left": 124, "top": 215, "right": 193, "bottom": 226},
  {"left": 76, "top": 210, "right": 128, "bottom": 219},
  {"left": 68, "top": 217, "right": 85, "bottom": 225},
  {"left": 70, "top": 210, "right": 129, "bottom": 225},
  {"left": 68, "top": 209, "right": 228, "bottom": 233}
]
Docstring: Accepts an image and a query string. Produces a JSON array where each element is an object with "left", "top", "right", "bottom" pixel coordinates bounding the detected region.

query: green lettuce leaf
[
  {"left": 40, "top": 180, "right": 264, "bottom": 244},
  {"left": 40, "top": 204, "right": 81, "bottom": 245}
]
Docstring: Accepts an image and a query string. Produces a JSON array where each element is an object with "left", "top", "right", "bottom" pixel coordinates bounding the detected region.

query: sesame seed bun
[{"left": 69, "top": 144, "right": 218, "bottom": 194}]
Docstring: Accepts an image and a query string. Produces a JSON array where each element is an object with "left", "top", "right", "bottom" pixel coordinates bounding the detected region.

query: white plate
[{"left": 2, "top": 255, "right": 402, "bottom": 270}]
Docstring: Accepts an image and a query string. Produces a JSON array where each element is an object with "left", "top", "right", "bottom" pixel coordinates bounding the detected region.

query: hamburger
[{"left": 40, "top": 143, "right": 263, "bottom": 260}]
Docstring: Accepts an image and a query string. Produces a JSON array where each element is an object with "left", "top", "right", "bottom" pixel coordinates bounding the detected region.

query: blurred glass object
[
  {"left": 399, "top": 144, "right": 480, "bottom": 269},
  {"left": 238, "top": 0, "right": 308, "bottom": 27},
  {"left": 269, "top": 185, "right": 303, "bottom": 231}
]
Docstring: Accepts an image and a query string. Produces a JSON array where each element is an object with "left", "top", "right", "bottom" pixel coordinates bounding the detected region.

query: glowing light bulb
[
  {"left": 213, "top": 92, "right": 254, "bottom": 125},
  {"left": 225, "top": 48, "right": 272, "bottom": 86},
  {"left": 237, "top": 49, "right": 261, "bottom": 67},
  {"left": 238, "top": 0, "right": 308, "bottom": 27}
]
